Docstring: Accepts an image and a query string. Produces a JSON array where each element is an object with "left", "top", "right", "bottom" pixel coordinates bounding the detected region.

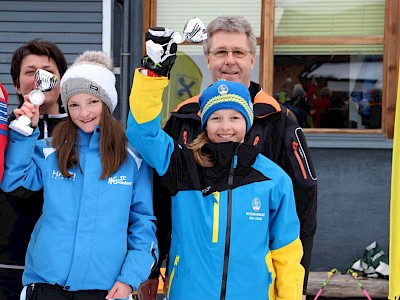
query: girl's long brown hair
[
  {"left": 187, "top": 132, "right": 215, "bottom": 168},
  {"left": 52, "top": 103, "right": 127, "bottom": 179}
]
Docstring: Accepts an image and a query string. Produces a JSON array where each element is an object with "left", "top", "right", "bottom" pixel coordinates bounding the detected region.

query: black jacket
[
  {"left": 151, "top": 82, "right": 317, "bottom": 293},
  {"left": 0, "top": 113, "right": 67, "bottom": 266}
]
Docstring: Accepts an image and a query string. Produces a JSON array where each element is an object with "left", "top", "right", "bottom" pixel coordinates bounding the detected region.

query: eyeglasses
[{"left": 209, "top": 49, "right": 251, "bottom": 58}]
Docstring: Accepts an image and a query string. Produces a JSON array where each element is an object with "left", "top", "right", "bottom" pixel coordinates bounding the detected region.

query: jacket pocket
[
  {"left": 31, "top": 220, "right": 44, "bottom": 260},
  {"left": 287, "top": 127, "right": 317, "bottom": 188}
]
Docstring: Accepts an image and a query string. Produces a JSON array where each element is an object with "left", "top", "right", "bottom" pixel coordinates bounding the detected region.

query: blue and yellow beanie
[{"left": 199, "top": 80, "right": 254, "bottom": 132}]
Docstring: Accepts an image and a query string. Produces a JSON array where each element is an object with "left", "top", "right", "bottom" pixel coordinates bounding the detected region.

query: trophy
[
  {"left": 146, "top": 17, "right": 207, "bottom": 64},
  {"left": 9, "top": 69, "right": 58, "bottom": 136},
  {"left": 171, "top": 17, "right": 207, "bottom": 44}
]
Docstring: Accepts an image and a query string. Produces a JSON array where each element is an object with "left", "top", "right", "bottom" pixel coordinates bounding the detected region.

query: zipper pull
[
  {"left": 44, "top": 119, "right": 48, "bottom": 139},
  {"left": 292, "top": 140, "right": 298, "bottom": 151},
  {"left": 27, "top": 283, "right": 35, "bottom": 298},
  {"left": 183, "top": 130, "right": 187, "bottom": 144},
  {"left": 293, "top": 140, "right": 305, "bottom": 158},
  {"left": 253, "top": 135, "right": 260, "bottom": 146},
  {"left": 292, "top": 140, "right": 307, "bottom": 180}
]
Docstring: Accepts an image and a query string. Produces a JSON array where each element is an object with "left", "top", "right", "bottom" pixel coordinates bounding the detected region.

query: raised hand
[{"left": 142, "top": 27, "right": 177, "bottom": 77}]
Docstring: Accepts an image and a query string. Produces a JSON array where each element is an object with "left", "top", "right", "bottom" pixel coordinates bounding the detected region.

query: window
[
  {"left": 149, "top": 0, "right": 262, "bottom": 125},
  {"left": 149, "top": 0, "right": 399, "bottom": 138},
  {"left": 154, "top": 0, "right": 262, "bottom": 91},
  {"left": 273, "top": 0, "right": 385, "bottom": 130}
]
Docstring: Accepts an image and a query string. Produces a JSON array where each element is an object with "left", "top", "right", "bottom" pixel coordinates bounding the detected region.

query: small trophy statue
[
  {"left": 9, "top": 69, "right": 58, "bottom": 136},
  {"left": 171, "top": 17, "right": 207, "bottom": 44}
]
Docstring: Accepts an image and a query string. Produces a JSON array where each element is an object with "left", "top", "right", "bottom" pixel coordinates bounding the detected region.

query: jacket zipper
[
  {"left": 220, "top": 147, "right": 238, "bottom": 300},
  {"left": 292, "top": 141, "right": 307, "bottom": 180},
  {"left": 44, "top": 119, "right": 48, "bottom": 138},
  {"left": 29, "top": 283, "right": 35, "bottom": 298}
]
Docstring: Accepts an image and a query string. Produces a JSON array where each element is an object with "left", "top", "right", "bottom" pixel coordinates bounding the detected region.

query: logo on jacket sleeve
[{"left": 246, "top": 197, "right": 265, "bottom": 221}]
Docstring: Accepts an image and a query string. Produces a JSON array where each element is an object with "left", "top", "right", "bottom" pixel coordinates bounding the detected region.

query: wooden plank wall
[{"left": 0, "top": 0, "right": 103, "bottom": 111}]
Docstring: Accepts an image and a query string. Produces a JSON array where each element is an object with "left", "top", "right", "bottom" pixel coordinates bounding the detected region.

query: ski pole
[
  {"left": 347, "top": 269, "right": 373, "bottom": 300},
  {"left": 314, "top": 268, "right": 338, "bottom": 300}
]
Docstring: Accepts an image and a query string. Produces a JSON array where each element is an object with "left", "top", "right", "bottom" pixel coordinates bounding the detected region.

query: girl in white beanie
[{"left": 1, "top": 51, "right": 158, "bottom": 300}]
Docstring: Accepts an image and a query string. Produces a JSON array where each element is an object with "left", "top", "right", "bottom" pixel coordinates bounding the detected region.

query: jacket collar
[
  {"left": 201, "top": 142, "right": 258, "bottom": 168},
  {"left": 76, "top": 126, "right": 100, "bottom": 146},
  {"left": 248, "top": 81, "right": 262, "bottom": 101}
]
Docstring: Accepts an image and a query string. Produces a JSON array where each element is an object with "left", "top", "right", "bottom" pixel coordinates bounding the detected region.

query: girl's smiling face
[
  {"left": 205, "top": 109, "right": 247, "bottom": 143},
  {"left": 67, "top": 94, "right": 103, "bottom": 133}
]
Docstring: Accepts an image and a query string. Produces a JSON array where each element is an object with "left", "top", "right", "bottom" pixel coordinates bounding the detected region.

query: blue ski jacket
[
  {"left": 0, "top": 126, "right": 158, "bottom": 292},
  {"left": 126, "top": 69, "right": 304, "bottom": 300}
]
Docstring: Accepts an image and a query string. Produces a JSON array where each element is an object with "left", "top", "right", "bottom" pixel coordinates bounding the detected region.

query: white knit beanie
[{"left": 61, "top": 51, "right": 118, "bottom": 113}]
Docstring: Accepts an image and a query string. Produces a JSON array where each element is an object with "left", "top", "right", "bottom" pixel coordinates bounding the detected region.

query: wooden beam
[
  {"left": 304, "top": 128, "right": 382, "bottom": 134},
  {"left": 382, "top": 0, "right": 400, "bottom": 139},
  {"left": 149, "top": 0, "right": 157, "bottom": 27},
  {"left": 260, "top": 0, "right": 274, "bottom": 94},
  {"left": 275, "top": 36, "right": 384, "bottom": 45},
  {"left": 142, "top": 0, "right": 157, "bottom": 56},
  {"left": 307, "top": 272, "right": 388, "bottom": 298}
]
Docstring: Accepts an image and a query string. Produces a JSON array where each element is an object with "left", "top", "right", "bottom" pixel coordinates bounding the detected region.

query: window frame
[{"left": 264, "top": 0, "right": 399, "bottom": 139}]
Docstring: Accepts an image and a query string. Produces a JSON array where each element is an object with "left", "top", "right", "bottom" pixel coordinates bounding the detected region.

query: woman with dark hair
[
  {"left": 0, "top": 39, "right": 68, "bottom": 298},
  {"left": 10, "top": 38, "right": 68, "bottom": 115}
]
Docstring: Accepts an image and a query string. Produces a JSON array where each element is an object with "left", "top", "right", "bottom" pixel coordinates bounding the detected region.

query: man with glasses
[
  {"left": 138, "top": 15, "right": 317, "bottom": 300},
  {"left": 208, "top": 49, "right": 251, "bottom": 58}
]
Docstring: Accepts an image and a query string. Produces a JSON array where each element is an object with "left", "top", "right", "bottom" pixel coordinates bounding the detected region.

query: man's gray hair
[{"left": 203, "top": 16, "right": 257, "bottom": 55}]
